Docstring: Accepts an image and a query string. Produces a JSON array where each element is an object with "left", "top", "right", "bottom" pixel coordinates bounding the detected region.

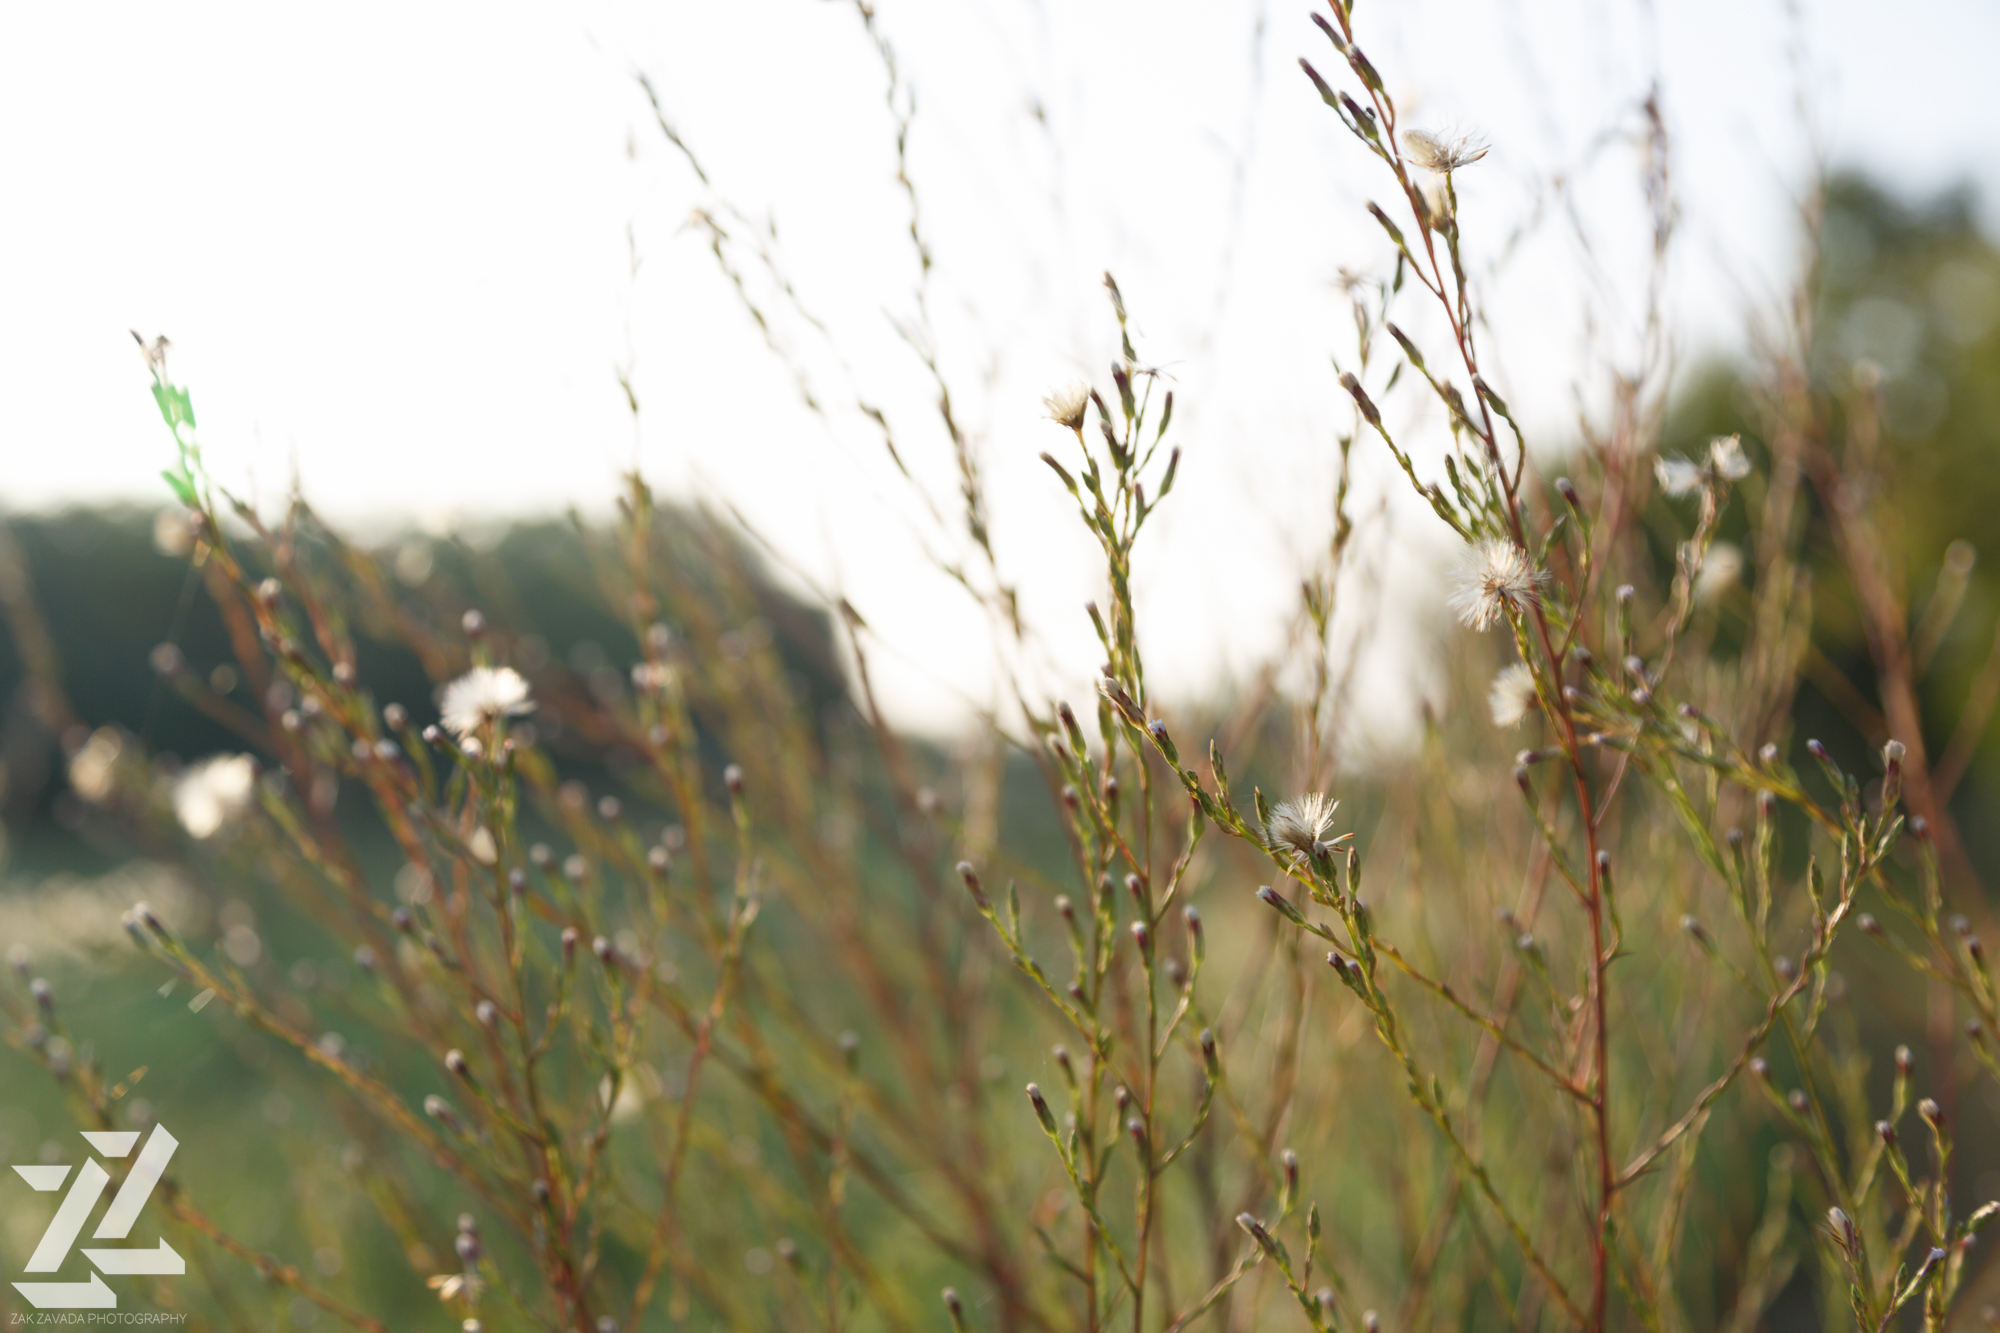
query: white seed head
[
  {"left": 1488, "top": 662, "right": 1539, "bottom": 728},
  {"left": 1403, "top": 129, "right": 1489, "bottom": 174},
  {"left": 1449, "top": 540, "right": 1547, "bottom": 632},
  {"left": 1265, "top": 793, "right": 1341, "bottom": 865},
  {"left": 439, "top": 666, "right": 534, "bottom": 739},
  {"left": 1654, "top": 455, "right": 1704, "bottom": 497},
  {"left": 1656, "top": 434, "right": 1752, "bottom": 498},
  {"left": 1707, "top": 434, "right": 1751, "bottom": 481},
  {"left": 1042, "top": 381, "right": 1092, "bottom": 431}
]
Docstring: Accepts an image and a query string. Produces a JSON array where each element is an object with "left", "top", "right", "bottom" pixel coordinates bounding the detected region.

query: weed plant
[{"left": 4, "top": 2, "right": 1998, "bottom": 1330}]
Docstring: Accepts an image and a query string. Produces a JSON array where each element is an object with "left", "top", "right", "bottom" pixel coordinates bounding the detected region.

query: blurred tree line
[{"left": 0, "top": 510, "right": 848, "bottom": 871}]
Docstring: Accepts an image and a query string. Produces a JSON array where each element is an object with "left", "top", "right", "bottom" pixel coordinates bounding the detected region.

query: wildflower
[
  {"left": 172, "top": 754, "right": 256, "bottom": 839},
  {"left": 1042, "top": 381, "right": 1091, "bottom": 431},
  {"left": 1488, "top": 662, "right": 1539, "bottom": 727},
  {"left": 1403, "top": 129, "right": 1488, "bottom": 174},
  {"left": 1655, "top": 434, "right": 1752, "bottom": 497},
  {"left": 439, "top": 666, "right": 533, "bottom": 739},
  {"left": 1448, "top": 540, "right": 1547, "bottom": 631},
  {"left": 1264, "top": 792, "right": 1348, "bottom": 865}
]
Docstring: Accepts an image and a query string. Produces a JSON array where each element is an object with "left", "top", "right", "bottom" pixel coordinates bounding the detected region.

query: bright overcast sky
[{"left": 4, "top": 0, "right": 1996, "bottom": 735}]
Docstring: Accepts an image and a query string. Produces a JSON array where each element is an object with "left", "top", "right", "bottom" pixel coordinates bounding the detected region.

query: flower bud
[
  {"left": 1025, "top": 1083, "right": 1057, "bottom": 1135},
  {"left": 1918, "top": 1098, "right": 1942, "bottom": 1129},
  {"left": 1895, "top": 1045, "right": 1914, "bottom": 1077},
  {"left": 444, "top": 1048, "right": 471, "bottom": 1080},
  {"left": 461, "top": 609, "right": 486, "bottom": 639},
  {"left": 424, "top": 1095, "right": 466, "bottom": 1135},
  {"left": 956, "top": 861, "right": 989, "bottom": 911},
  {"left": 475, "top": 1000, "right": 498, "bottom": 1030},
  {"left": 1749, "top": 1057, "right": 1770, "bottom": 1081},
  {"left": 724, "top": 764, "right": 744, "bottom": 796},
  {"left": 1877, "top": 1120, "right": 1896, "bottom": 1145},
  {"left": 1787, "top": 1089, "right": 1809, "bottom": 1115},
  {"left": 561, "top": 926, "right": 580, "bottom": 966}
]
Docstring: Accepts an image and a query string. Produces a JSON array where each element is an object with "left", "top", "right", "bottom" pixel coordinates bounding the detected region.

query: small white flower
[
  {"left": 1264, "top": 793, "right": 1347, "bottom": 865},
  {"left": 1042, "top": 381, "right": 1092, "bottom": 431},
  {"left": 1404, "top": 129, "right": 1489, "bottom": 174},
  {"left": 1693, "top": 541, "right": 1743, "bottom": 602},
  {"left": 173, "top": 754, "right": 256, "bottom": 839},
  {"left": 1449, "top": 540, "right": 1547, "bottom": 632},
  {"left": 439, "top": 666, "right": 534, "bottom": 739},
  {"left": 1488, "top": 662, "right": 1539, "bottom": 728}
]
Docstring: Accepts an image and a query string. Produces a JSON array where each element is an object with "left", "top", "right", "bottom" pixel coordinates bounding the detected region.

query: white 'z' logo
[{"left": 10, "top": 1124, "right": 183, "bottom": 1309}]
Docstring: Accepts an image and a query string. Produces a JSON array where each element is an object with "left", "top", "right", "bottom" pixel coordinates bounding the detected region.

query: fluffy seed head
[
  {"left": 1488, "top": 662, "right": 1539, "bottom": 728},
  {"left": 1042, "top": 381, "right": 1092, "bottom": 431},
  {"left": 1449, "top": 540, "right": 1547, "bottom": 632},
  {"left": 439, "top": 667, "right": 534, "bottom": 740},
  {"left": 1655, "top": 434, "right": 1753, "bottom": 497},
  {"left": 1403, "top": 129, "right": 1489, "bottom": 173},
  {"left": 1264, "top": 792, "right": 1343, "bottom": 865}
]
